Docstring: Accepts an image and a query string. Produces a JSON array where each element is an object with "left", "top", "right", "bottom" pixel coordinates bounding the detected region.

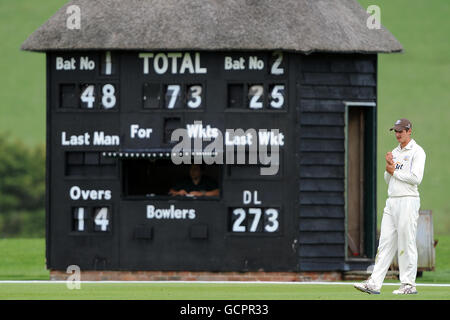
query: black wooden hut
[{"left": 22, "top": 0, "right": 403, "bottom": 276}]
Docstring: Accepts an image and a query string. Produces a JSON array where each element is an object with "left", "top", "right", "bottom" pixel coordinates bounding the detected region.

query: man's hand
[
  {"left": 385, "top": 152, "right": 394, "bottom": 165},
  {"left": 385, "top": 151, "right": 395, "bottom": 175},
  {"left": 188, "top": 191, "right": 204, "bottom": 197},
  {"left": 169, "top": 189, "right": 188, "bottom": 196}
]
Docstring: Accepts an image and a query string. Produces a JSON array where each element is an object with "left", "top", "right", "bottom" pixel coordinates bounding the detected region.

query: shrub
[
  {"left": 0, "top": 133, "right": 45, "bottom": 237},
  {"left": 0, "top": 210, "right": 45, "bottom": 238}
]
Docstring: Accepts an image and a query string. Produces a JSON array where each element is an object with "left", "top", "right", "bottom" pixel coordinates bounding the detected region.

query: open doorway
[{"left": 345, "top": 102, "right": 377, "bottom": 260}]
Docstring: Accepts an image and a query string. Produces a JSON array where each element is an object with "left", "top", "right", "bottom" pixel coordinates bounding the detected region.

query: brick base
[
  {"left": 342, "top": 270, "right": 399, "bottom": 281},
  {"left": 50, "top": 270, "right": 343, "bottom": 282}
]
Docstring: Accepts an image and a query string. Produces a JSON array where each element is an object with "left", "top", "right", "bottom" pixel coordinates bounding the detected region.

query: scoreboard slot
[
  {"left": 72, "top": 206, "right": 112, "bottom": 234},
  {"left": 59, "top": 84, "right": 77, "bottom": 109},
  {"left": 59, "top": 82, "right": 119, "bottom": 110},
  {"left": 228, "top": 207, "right": 281, "bottom": 234},
  {"left": 142, "top": 83, "right": 205, "bottom": 110},
  {"left": 65, "top": 151, "right": 117, "bottom": 177},
  {"left": 227, "top": 82, "right": 287, "bottom": 110}
]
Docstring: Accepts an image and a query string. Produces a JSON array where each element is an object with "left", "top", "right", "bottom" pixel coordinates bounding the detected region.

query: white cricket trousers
[{"left": 369, "top": 196, "right": 420, "bottom": 290}]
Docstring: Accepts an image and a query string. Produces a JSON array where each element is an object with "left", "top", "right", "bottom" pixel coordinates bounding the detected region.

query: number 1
[{"left": 75, "top": 207, "right": 85, "bottom": 231}]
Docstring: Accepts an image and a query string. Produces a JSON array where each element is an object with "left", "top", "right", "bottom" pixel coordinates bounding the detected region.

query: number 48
[{"left": 80, "top": 84, "right": 117, "bottom": 109}]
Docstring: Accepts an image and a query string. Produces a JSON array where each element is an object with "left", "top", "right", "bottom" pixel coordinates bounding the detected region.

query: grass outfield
[
  {"left": 0, "top": 238, "right": 449, "bottom": 299},
  {"left": 0, "top": 282, "right": 449, "bottom": 300},
  {"left": 0, "top": 239, "right": 48, "bottom": 280}
]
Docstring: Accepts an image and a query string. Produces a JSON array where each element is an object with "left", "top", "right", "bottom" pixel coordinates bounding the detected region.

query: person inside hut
[{"left": 169, "top": 164, "right": 219, "bottom": 197}]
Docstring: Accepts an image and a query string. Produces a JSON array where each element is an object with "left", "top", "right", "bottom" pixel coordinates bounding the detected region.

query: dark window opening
[
  {"left": 228, "top": 84, "right": 244, "bottom": 108},
  {"left": 60, "top": 84, "right": 77, "bottom": 109},
  {"left": 142, "top": 83, "right": 162, "bottom": 109},
  {"left": 122, "top": 158, "right": 221, "bottom": 200},
  {"left": 66, "top": 152, "right": 117, "bottom": 177},
  {"left": 164, "top": 117, "right": 182, "bottom": 144}
]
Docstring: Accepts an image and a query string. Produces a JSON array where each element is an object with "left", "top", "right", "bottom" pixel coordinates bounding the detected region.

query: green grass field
[
  {"left": 0, "top": 283, "right": 449, "bottom": 300},
  {"left": 0, "top": 238, "right": 449, "bottom": 299}
]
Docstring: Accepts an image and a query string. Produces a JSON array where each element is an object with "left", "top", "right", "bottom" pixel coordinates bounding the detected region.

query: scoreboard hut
[{"left": 22, "top": 0, "right": 403, "bottom": 280}]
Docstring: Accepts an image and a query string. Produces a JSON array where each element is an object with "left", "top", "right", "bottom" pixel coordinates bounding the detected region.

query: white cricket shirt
[{"left": 384, "top": 139, "right": 426, "bottom": 197}]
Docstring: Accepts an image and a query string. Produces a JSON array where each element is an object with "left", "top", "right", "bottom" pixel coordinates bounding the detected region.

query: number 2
[
  {"left": 271, "top": 51, "right": 284, "bottom": 75},
  {"left": 232, "top": 208, "right": 246, "bottom": 232},
  {"left": 249, "top": 85, "right": 263, "bottom": 109}
]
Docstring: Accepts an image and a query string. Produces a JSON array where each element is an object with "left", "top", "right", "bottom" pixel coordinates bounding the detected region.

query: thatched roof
[{"left": 21, "top": 0, "right": 403, "bottom": 53}]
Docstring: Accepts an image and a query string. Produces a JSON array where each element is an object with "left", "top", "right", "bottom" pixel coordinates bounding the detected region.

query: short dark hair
[{"left": 190, "top": 163, "right": 205, "bottom": 171}]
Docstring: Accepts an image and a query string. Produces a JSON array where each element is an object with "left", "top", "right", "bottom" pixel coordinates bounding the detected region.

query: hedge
[{"left": 0, "top": 133, "right": 45, "bottom": 237}]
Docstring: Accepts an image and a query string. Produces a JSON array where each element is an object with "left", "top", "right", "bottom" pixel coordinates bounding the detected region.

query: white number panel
[
  {"left": 230, "top": 208, "right": 280, "bottom": 234},
  {"left": 248, "top": 85, "right": 264, "bottom": 109},
  {"left": 186, "top": 85, "right": 203, "bottom": 109},
  {"left": 78, "top": 83, "right": 117, "bottom": 109},
  {"left": 94, "top": 207, "right": 111, "bottom": 232},
  {"left": 165, "top": 84, "right": 182, "bottom": 109},
  {"left": 72, "top": 206, "right": 112, "bottom": 233}
]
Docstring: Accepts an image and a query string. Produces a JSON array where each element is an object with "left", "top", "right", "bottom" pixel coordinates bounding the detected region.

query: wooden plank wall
[{"left": 297, "top": 54, "right": 377, "bottom": 271}]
